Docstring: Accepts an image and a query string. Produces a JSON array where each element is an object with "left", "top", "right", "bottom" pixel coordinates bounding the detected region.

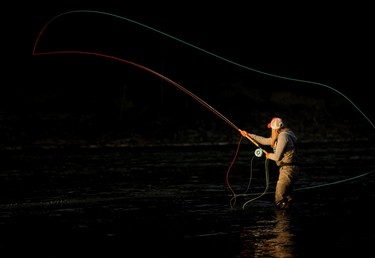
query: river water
[{"left": 1, "top": 140, "right": 374, "bottom": 257}]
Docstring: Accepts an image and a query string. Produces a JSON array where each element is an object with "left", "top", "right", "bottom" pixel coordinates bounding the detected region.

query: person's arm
[
  {"left": 267, "top": 132, "right": 287, "bottom": 161},
  {"left": 250, "top": 134, "right": 272, "bottom": 146},
  {"left": 239, "top": 130, "right": 271, "bottom": 146}
]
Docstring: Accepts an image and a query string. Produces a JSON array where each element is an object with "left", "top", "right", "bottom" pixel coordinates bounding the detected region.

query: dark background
[
  {"left": 3, "top": 2, "right": 375, "bottom": 147},
  {"left": 1, "top": 3, "right": 375, "bottom": 258}
]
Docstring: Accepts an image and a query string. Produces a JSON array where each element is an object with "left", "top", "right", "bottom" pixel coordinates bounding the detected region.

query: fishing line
[
  {"left": 242, "top": 158, "right": 270, "bottom": 209},
  {"left": 33, "top": 50, "right": 267, "bottom": 206},
  {"left": 230, "top": 150, "right": 271, "bottom": 209},
  {"left": 242, "top": 155, "right": 257, "bottom": 195},
  {"left": 33, "top": 50, "right": 241, "bottom": 133},
  {"left": 33, "top": 10, "right": 374, "bottom": 208},
  {"left": 226, "top": 135, "right": 272, "bottom": 209},
  {"left": 231, "top": 168, "right": 375, "bottom": 197},
  {"left": 33, "top": 9, "right": 375, "bottom": 129},
  {"left": 226, "top": 136, "right": 243, "bottom": 208}
]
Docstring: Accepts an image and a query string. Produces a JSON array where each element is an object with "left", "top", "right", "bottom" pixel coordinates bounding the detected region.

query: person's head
[
  {"left": 268, "top": 117, "right": 284, "bottom": 148},
  {"left": 267, "top": 117, "right": 284, "bottom": 130}
]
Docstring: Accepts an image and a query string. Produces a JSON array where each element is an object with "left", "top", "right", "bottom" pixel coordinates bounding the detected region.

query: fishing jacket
[{"left": 251, "top": 128, "right": 298, "bottom": 167}]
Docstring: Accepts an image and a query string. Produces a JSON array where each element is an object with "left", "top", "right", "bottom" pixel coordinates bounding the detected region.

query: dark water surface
[{"left": 1, "top": 141, "right": 374, "bottom": 257}]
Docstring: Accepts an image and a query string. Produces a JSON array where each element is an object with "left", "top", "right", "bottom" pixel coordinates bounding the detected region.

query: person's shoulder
[
  {"left": 281, "top": 128, "right": 294, "bottom": 133},
  {"left": 280, "top": 128, "right": 291, "bottom": 134},
  {"left": 280, "top": 129, "right": 297, "bottom": 138}
]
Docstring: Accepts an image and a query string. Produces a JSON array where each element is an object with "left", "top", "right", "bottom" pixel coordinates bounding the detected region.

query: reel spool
[{"left": 254, "top": 148, "right": 263, "bottom": 157}]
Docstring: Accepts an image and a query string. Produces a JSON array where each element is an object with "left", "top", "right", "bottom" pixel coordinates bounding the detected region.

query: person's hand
[
  {"left": 240, "top": 130, "right": 249, "bottom": 137},
  {"left": 265, "top": 151, "right": 270, "bottom": 159}
]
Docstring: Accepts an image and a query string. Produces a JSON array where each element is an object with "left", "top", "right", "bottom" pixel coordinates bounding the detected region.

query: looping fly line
[
  {"left": 33, "top": 9, "right": 375, "bottom": 130},
  {"left": 32, "top": 10, "right": 375, "bottom": 209}
]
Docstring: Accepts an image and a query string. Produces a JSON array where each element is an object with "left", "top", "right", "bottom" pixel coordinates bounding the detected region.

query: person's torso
[{"left": 274, "top": 130, "right": 298, "bottom": 167}]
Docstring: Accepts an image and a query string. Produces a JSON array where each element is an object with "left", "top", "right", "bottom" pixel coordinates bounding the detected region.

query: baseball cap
[{"left": 267, "top": 117, "right": 284, "bottom": 129}]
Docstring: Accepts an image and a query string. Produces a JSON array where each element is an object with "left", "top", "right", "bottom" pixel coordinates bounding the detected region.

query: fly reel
[{"left": 254, "top": 148, "right": 263, "bottom": 157}]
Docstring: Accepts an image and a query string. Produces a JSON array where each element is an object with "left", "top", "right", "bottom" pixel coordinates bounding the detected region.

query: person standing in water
[{"left": 240, "top": 117, "right": 299, "bottom": 209}]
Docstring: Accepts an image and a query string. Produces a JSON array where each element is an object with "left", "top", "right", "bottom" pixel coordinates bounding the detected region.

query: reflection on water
[{"left": 237, "top": 209, "right": 296, "bottom": 258}]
